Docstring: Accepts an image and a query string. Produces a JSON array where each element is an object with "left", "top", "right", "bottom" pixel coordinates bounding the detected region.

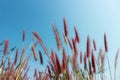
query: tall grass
[{"left": 0, "top": 18, "right": 119, "bottom": 80}]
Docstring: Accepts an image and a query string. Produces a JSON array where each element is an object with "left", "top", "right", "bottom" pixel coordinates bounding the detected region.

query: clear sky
[{"left": 0, "top": 0, "right": 120, "bottom": 80}]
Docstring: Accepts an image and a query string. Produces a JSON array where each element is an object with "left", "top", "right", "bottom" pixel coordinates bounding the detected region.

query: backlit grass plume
[{"left": 0, "top": 17, "right": 118, "bottom": 80}]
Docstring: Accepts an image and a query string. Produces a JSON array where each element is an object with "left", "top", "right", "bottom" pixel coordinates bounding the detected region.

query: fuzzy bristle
[
  {"left": 32, "top": 31, "right": 49, "bottom": 57},
  {"left": 104, "top": 32, "right": 108, "bottom": 52},
  {"left": 87, "top": 35, "right": 90, "bottom": 58},
  {"left": 39, "top": 50, "right": 43, "bottom": 65},
  {"left": 67, "top": 38, "right": 73, "bottom": 49},
  {"left": 91, "top": 50, "right": 96, "bottom": 73},
  {"left": 80, "top": 51, "right": 82, "bottom": 64},
  {"left": 31, "top": 45, "right": 37, "bottom": 61},
  {"left": 93, "top": 39, "right": 96, "bottom": 51},
  {"left": 62, "top": 48, "right": 67, "bottom": 70},
  {"left": 14, "top": 49, "right": 18, "bottom": 65},
  {"left": 84, "top": 52, "right": 87, "bottom": 70},
  {"left": 63, "top": 17, "right": 68, "bottom": 37},
  {"left": 52, "top": 24, "right": 61, "bottom": 51},
  {"left": 22, "top": 30, "right": 26, "bottom": 42},
  {"left": 74, "top": 26, "right": 80, "bottom": 43},
  {"left": 4, "top": 40, "right": 9, "bottom": 56}
]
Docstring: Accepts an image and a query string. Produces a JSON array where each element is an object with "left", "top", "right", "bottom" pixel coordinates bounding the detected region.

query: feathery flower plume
[
  {"left": 84, "top": 52, "right": 87, "bottom": 70},
  {"left": 72, "top": 38, "right": 78, "bottom": 55},
  {"left": 104, "top": 32, "right": 108, "bottom": 52},
  {"left": 31, "top": 45, "right": 37, "bottom": 61},
  {"left": 20, "top": 47, "right": 26, "bottom": 61},
  {"left": 67, "top": 38, "right": 73, "bottom": 49},
  {"left": 4, "top": 40, "right": 9, "bottom": 56},
  {"left": 91, "top": 50, "right": 96, "bottom": 73},
  {"left": 32, "top": 31, "right": 49, "bottom": 57},
  {"left": 50, "top": 49, "right": 58, "bottom": 74},
  {"left": 62, "top": 48, "right": 67, "bottom": 70},
  {"left": 72, "top": 38, "right": 79, "bottom": 71},
  {"left": 39, "top": 50, "right": 43, "bottom": 65},
  {"left": 80, "top": 51, "right": 82, "bottom": 64},
  {"left": 74, "top": 26, "right": 80, "bottom": 43},
  {"left": 34, "top": 69, "right": 39, "bottom": 80},
  {"left": 98, "top": 48, "right": 105, "bottom": 67},
  {"left": 52, "top": 24, "right": 61, "bottom": 51},
  {"left": 14, "top": 49, "right": 18, "bottom": 65},
  {"left": 63, "top": 17, "right": 68, "bottom": 37},
  {"left": 55, "top": 53, "right": 62, "bottom": 74},
  {"left": 63, "top": 33, "right": 67, "bottom": 45},
  {"left": 47, "top": 65, "right": 52, "bottom": 77},
  {"left": 22, "top": 30, "right": 26, "bottom": 42},
  {"left": 89, "top": 60, "right": 93, "bottom": 75},
  {"left": 87, "top": 35, "right": 90, "bottom": 58},
  {"left": 93, "top": 39, "right": 96, "bottom": 51}
]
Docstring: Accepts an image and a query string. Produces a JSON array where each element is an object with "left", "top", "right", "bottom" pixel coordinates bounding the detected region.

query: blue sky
[{"left": 0, "top": 0, "right": 120, "bottom": 79}]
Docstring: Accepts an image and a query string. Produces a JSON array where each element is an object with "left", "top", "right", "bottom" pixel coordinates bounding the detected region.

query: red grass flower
[
  {"left": 31, "top": 45, "right": 37, "bottom": 61},
  {"left": 72, "top": 38, "right": 78, "bottom": 55},
  {"left": 32, "top": 31, "right": 49, "bottom": 57},
  {"left": 62, "top": 48, "right": 67, "bottom": 70},
  {"left": 89, "top": 60, "right": 93, "bottom": 75},
  {"left": 14, "top": 49, "right": 18, "bottom": 65},
  {"left": 84, "top": 52, "right": 87, "bottom": 70},
  {"left": 4, "top": 40, "right": 9, "bottom": 56},
  {"left": 74, "top": 26, "right": 80, "bottom": 43},
  {"left": 63, "top": 17, "right": 68, "bottom": 37},
  {"left": 52, "top": 24, "right": 61, "bottom": 51},
  {"left": 91, "top": 50, "right": 96, "bottom": 73},
  {"left": 22, "top": 30, "right": 26, "bottom": 42},
  {"left": 93, "top": 39, "right": 96, "bottom": 51},
  {"left": 80, "top": 51, "right": 82, "bottom": 64},
  {"left": 104, "top": 32, "right": 108, "bottom": 52},
  {"left": 20, "top": 47, "right": 26, "bottom": 61},
  {"left": 67, "top": 38, "right": 73, "bottom": 49},
  {"left": 87, "top": 35, "right": 91, "bottom": 58}
]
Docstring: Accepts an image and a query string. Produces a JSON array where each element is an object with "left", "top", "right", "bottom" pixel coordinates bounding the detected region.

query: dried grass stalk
[
  {"left": 52, "top": 24, "right": 61, "bottom": 51},
  {"left": 14, "top": 49, "right": 18, "bottom": 65},
  {"left": 63, "top": 33, "right": 67, "bottom": 45},
  {"left": 84, "top": 52, "right": 87, "bottom": 70},
  {"left": 32, "top": 31, "right": 49, "bottom": 57},
  {"left": 68, "top": 38, "right": 73, "bottom": 49},
  {"left": 93, "top": 39, "right": 96, "bottom": 51},
  {"left": 20, "top": 47, "right": 26, "bottom": 61},
  {"left": 87, "top": 35, "right": 90, "bottom": 58},
  {"left": 80, "top": 51, "right": 82, "bottom": 64},
  {"left": 72, "top": 38, "right": 78, "bottom": 55},
  {"left": 104, "top": 33, "right": 108, "bottom": 52},
  {"left": 62, "top": 48, "right": 67, "bottom": 70},
  {"left": 91, "top": 50, "right": 96, "bottom": 73},
  {"left": 55, "top": 53, "right": 62, "bottom": 74},
  {"left": 63, "top": 17, "right": 68, "bottom": 37},
  {"left": 74, "top": 26, "right": 80, "bottom": 43},
  {"left": 39, "top": 50, "right": 43, "bottom": 65},
  {"left": 47, "top": 65, "right": 52, "bottom": 77},
  {"left": 22, "top": 30, "right": 26, "bottom": 42},
  {"left": 89, "top": 60, "right": 93, "bottom": 75},
  {"left": 4, "top": 40, "right": 9, "bottom": 56},
  {"left": 31, "top": 45, "right": 37, "bottom": 61}
]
